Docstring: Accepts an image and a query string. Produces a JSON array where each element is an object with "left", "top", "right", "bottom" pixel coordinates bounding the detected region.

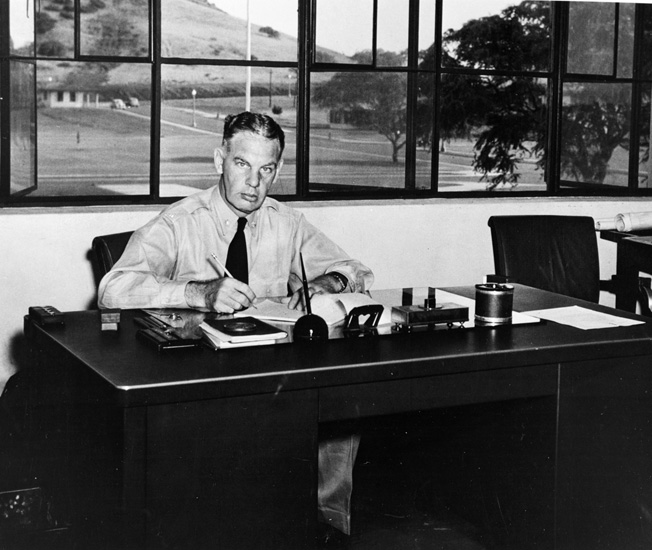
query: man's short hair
[{"left": 222, "top": 112, "right": 285, "bottom": 154}]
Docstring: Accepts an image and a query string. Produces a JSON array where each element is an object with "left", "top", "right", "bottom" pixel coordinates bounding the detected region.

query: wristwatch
[{"left": 330, "top": 271, "right": 349, "bottom": 293}]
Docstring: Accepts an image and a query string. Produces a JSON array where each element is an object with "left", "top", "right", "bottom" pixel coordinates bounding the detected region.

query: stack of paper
[{"left": 200, "top": 316, "right": 288, "bottom": 349}]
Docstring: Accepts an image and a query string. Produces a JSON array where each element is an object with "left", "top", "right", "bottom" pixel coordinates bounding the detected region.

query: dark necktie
[{"left": 225, "top": 217, "right": 248, "bottom": 284}]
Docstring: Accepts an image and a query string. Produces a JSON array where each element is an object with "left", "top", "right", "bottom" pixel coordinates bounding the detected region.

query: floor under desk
[{"left": 320, "top": 396, "right": 554, "bottom": 549}]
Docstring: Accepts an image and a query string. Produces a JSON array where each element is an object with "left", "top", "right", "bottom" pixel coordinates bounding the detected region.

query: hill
[{"left": 35, "top": 0, "right": 350, "bottom": 98}]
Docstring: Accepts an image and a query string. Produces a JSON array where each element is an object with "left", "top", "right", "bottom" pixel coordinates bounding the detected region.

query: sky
[
  {"left": 208, "top": 0, "right": 517, "bottom": 55},
  {"left": 10, "top": 0, "right": 652, "bottom": 55},
  {"left": 207, "top": 0, "right": 652, "bottom": 56}
]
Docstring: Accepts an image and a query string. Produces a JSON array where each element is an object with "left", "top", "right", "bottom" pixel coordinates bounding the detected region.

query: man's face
[{"left": 215, "top": 131, "right": 283, "bottom": 216}]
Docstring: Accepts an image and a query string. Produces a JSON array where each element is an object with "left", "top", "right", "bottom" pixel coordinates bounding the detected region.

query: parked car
[
  {"left": 127, "top": 97, "right": 140, "bottom": 108},
  {"left": 111, "top": 99, "right": 126, "bottom": 110}
]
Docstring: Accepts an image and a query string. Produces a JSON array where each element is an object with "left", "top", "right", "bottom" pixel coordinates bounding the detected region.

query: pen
[
  {"left": 210, "top": 253, "right": 234, "bottom": 278},
  {"left": 209, "top": 253, "right": 258, "bottom": 309},
  {"left": 299, "top": 252, "right": 312, "bottom": 315}
]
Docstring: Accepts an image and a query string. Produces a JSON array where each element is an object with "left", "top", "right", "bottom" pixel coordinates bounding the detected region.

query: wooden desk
[
  {"left": 22, "top": 285, "right": 652, "bottom": 549},
  {"left": 600, "top": 230, "right": 652, "bottom": 311}
]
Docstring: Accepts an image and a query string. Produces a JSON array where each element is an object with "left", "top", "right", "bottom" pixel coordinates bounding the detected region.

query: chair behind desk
[
  {"left": 90, "top": 231, "right": 134, "bottom": 288},
  {"left": 488, "top": 215, "right": 611, "bottom": 303}
]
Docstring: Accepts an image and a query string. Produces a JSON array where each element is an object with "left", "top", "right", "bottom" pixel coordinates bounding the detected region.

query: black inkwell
[{"left": 293, "top": 253, "right": 329, "bottom": 342}]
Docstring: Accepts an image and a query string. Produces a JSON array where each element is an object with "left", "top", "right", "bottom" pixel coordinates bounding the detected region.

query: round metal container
[{"left": 474, "top": 283, "right": 514, "bottom": 326}]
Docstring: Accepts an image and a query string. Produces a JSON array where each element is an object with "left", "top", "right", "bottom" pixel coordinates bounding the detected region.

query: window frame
[{"left": 1, "top": 0, "right": 651, "bottom": 207}]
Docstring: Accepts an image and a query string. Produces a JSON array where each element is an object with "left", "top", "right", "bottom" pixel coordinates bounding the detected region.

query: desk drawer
[{"left": 319, "top": 364, "right": 558, "bottom": 421}]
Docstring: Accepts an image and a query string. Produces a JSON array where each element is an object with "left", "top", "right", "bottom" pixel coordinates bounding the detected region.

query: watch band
[{"left": 330, "top": 271, "right": 349, "bottom": 293}]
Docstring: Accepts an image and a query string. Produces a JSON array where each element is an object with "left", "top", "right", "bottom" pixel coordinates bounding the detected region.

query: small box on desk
[
  {"left": 392, "top": 303, "right": 469, "bottom": 328},
  {"left": 100, "top": 309, "right": 121, "bottom": 331},
  {"left": 391, "top": 287, "right": 469, "bottom": 329}
]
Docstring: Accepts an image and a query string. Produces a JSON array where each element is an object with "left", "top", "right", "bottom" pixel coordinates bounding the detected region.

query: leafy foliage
[
  {"left": 36, "top": 12, "right": 57, "bottom": 35},
  {"left": 37, "top": 40, "right": 68, "bottom": 57},
  {"left": 259, "top": 26, "right": 280, "bottom": 39}
]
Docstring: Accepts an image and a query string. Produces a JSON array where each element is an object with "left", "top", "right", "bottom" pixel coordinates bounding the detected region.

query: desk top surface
[{"left": 25, "top": 285, "right": 652, "bottom": 405}]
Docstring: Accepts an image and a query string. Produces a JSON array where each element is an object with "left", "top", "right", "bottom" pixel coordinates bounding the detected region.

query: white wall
[{"left": 2, "top": 197, "right": 652, "bottom": 388}]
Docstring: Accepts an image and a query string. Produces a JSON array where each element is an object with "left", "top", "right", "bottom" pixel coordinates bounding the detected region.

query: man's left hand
[{"left": 288, "top": 273, "right": 343, "bottom": 310}]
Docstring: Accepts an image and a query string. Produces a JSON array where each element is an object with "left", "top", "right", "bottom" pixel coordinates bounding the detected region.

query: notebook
[{"left": 200, "top": 316, "right": 288, "bottom": 346}]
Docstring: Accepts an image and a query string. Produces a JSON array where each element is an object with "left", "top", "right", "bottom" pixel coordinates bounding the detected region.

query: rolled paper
[
  {"left": 615, "top": 211, "right": 652, "bottom": 232},
  {"left": 594, "top": 218, "right": 617, "bottom": 231}
]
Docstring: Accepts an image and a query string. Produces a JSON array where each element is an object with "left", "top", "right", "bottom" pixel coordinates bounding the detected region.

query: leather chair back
[
  {"left": 488, "top": 215, "right": 600, "bottom": 303},
  {"left": 91, "top": 231, "right": 134, "bottom": 288}
]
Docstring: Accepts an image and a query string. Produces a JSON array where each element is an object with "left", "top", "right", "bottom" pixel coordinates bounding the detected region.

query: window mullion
[{"left": 151, "top": 0, "right": 161, "bottom": 199}]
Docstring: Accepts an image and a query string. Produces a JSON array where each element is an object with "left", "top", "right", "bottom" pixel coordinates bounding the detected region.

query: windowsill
[{"left": 2, "top": 195, "right": 652, "bottom": 215}]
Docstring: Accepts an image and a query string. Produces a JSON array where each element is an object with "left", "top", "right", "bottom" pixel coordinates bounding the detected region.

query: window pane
[
  {"left": 560, "top": 82, "right": 631, "bottom": 188},
  {"left": 10, "top": 61, "right": 36, "bottom": 195},
  {"left": 309, "top": 71, "right": 407, "bottom": 192},
  {"left": 642, "top": 4, "right": 652, "bottom": 81},
  {"left": 617, "top": 3, "right": 635, "bottom": 79},
  {"left": 638, "top": 84, "right": 651, "bottom": 189},
  {"left": 34, "top": 0, "right": 74, "bottom": 58},
  {"left": 36, "top": 62, "right": 151, "bottom": 196},
  {"left": 80, "top": 0, "right": 149, "bottom": 57},
  {"left": 160, "top": 65, "right": 296, "bottom": 198},
  {"left": 438, "top": 74, "right": 547, "bottom": 192},
  {"left": 418, "top": 0, "right": 437, "bottom": 69},
  {"left": 10, "top": 0, "right": 34, "bottom": 56},
  {"left": 415, "top": 72, "right": 435, "bottom": 189},
  {"left": 442, "top": 0, "right": 550, "bottom": 72},
  {"left": 377, "top": 0, "right": 408, "bottom": 67},
  {"left": 567, "top": 2, "right": 615, "bottom": 75},
  {"left": 315, "top": 0, "right": 373, "bottom": 62},
  {"left": 163, "top": 0, "right": 297, "bottom": 62}
]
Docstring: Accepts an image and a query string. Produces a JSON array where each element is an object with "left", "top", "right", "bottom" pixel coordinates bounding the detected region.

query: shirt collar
[{"left": 212, "top": 185, "right": 264, "bottom": 236}]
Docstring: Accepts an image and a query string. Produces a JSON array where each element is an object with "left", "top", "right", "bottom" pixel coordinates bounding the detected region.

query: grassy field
[{"left": 33, "top": 95, "right": 551, "bottom": 197}]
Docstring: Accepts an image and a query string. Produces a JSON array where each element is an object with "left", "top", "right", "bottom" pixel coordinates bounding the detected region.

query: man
[{"left": 98, "top": 111, "right": 373, "bottom": 540}]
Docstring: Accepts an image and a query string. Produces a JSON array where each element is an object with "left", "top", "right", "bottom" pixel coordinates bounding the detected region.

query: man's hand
[
  {"left": 288, "top": 273, "right": 344, "bottom": 310},
  {"left": 185, "top": 278, "right": 257, "bottom": 313}
]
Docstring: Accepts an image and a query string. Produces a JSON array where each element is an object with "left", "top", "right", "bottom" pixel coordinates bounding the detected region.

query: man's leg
[{"left": 317, "top": 433, "right": 361, "bottom": 535}]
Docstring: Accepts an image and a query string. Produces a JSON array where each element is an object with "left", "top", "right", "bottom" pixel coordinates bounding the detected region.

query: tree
[
  {"left": 313, "top": 50, "right": 407, "bottom": 163},
  {"left": 419, "top": 0, "right": 647, "bottom": 189},
  {"left": 426, "top": 1, "right": 551, "bottom": 189}
]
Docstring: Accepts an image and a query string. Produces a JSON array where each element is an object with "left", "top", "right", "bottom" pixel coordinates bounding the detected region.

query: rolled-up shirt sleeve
[{"left": 98, "top": 219, "right": 190, "bottom": 309}]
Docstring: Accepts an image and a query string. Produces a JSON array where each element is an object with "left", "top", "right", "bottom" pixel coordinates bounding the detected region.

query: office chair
[
  {"left": 90, "top": 231, "right": 134, "bottom": 288},
  {"left": 487, "top": 215, "right": 613, "bottom": 303}
]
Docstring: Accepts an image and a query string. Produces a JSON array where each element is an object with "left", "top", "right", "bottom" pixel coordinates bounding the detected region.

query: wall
[{"left": 2, "top": 196, "right": 651, "bottom": 388}]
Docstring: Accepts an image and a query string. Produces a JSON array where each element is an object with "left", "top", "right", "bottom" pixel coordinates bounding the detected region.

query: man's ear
[
  {"left": 271, "top": 158, "right": 284, "bottom": 185},
  {"left": 213, "top": 147, "right": 225, "bottom": 175}
]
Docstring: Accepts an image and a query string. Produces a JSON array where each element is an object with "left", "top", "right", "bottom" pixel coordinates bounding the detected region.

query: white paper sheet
[{"left": 522, "top": 305, "right": 645, "bottom": 330}]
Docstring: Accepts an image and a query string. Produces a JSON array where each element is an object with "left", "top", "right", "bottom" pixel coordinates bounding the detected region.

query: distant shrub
[
  {"left": 259, "top": 26, "right": 280, "bottom": 39},
  {"left": 36, "top": 12, "right": 57, "bottom": 34},
  {"left": 81, "top": 0, "right": 105, "bottom": 12},
  {"left": 272, "top": 105, "right": 283, "bottom": 115},
  {"left": 37, "top": 40, "right": 67, "bottom": 57},
  {"left": 316, "top": 51, "right": 336, "bottom": 64},
  {"left": 60, "top": 9, "right": 73, "bottom": 19}
]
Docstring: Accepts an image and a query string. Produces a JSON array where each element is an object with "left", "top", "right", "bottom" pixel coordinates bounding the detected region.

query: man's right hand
[{"left": 185, "top": 278, "right": 257, "bottom": 313}]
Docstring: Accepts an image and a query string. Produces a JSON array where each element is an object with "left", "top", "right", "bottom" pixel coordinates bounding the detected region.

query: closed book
[{"left": 200, "top": 316, "right": 287, "bottom": 344}]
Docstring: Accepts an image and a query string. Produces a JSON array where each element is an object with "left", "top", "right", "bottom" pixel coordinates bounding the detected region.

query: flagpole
[{"left": 245, "top": 0, "right": 251, "bottom": 111}]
